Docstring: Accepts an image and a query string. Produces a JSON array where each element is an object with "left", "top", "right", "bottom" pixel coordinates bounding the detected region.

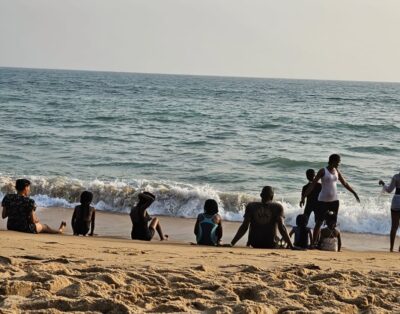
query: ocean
[{"left": 1, "top": 67, "right": 399, "bottom": 235}]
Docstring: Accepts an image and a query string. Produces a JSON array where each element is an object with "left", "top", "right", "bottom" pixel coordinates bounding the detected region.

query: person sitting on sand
[
  {"left": 289, "top": 214, "right": 313, "bottom": 249},
  {"left": 379, "top": 172, "right": 400, "bottom": 252},
  {"left": 1, "top": 179, "right": 66, "bottom": 234},
  {"left": 194, "top": 199, "right": 223, "bottom": 246},
  {"left": 130, "top": 192, "right": 168, "bottom": 241},
  {"left": 230, "top": 186, "right": 293, "bottom": 249},
  {"left": 318, "top": 211, "right": 341, "bottom": 252},
  {"left": 71, "top": 191, "right": 96, "bottom": 236}
]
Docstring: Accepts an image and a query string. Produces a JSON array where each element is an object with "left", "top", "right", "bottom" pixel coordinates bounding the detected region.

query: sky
[{"left": 1, "top": 0, "right": 400, "bottom": 82}]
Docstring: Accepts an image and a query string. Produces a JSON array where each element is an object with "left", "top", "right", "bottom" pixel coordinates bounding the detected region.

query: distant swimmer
[
  {"left": 318, "top": 211, "right": 341, "bottom": 252},
  {"left": 379, "top": 171, "right": 400, "bottom": 252},
  {"left": 130, "top": 192, "right": 168, "bottom": 241},
  {"left": 71, "top": 191, "right": 96, "bottom": 236},
  {"left": 230, "top": 186, "right": 293, "bottom": 249},
  {"left": 1, "top": 179, "right": 66, "bottom": 234},
  {"left": 301, "top": 154, "right": 360, "bottom": 245},
  {"left": 194, "top": 199, "right": 223, "bottom": 246}
]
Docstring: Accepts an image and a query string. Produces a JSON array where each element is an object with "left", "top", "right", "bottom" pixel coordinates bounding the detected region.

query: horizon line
[{"left": 1, "top": 65, "right": 400, "bottom": 85}]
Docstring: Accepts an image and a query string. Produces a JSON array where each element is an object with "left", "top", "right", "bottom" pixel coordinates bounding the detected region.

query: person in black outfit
[
  {"left": 2, "top": 179, "right": 66, "bottom": 234},
  {"left": 130, "top": 192, "right": 168, "bottom": 241},
  {"left": 300, "top": 169, "right": 322, "bottom": 244},
  {"left": 71, "top": 191, "right": 96, "bottom": 236}
]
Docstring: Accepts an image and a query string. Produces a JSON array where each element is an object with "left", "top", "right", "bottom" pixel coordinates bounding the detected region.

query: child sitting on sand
[
  {"left": 289, "top": 214, "right": 313, "bottom": 249},
  {"left": 194, "top": 199, "right": 223, "bottom": 246},
  {"left": 318, "top": 211, "right": 341, "bottom": 252},
  {"left": 71, "top": 191, "right": 96, "bottom": 236},
  {"left": 130, "top": 192, "right": 168, "bottom": 241}
]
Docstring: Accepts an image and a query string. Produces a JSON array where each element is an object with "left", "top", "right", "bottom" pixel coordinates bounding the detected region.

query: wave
[{"left": 0, "top": 175, "right": 395, "bottom": 235}]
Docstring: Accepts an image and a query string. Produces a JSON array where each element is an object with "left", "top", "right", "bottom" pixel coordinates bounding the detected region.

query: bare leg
[
  {"left": 390, "top": 211, "right": 400, "bottom": 252},
  {"left": 312, "top": 220, "right": 323, "bottom": 246},
  {"left": 36, "top": 221, "right": 66, "bottom": 234},
  {"left": 149, "top": 218, "right": 168, "bottom": 241}
]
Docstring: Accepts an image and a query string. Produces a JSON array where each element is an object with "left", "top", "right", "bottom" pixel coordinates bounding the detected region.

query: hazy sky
[{"left": 1, "top": 0, "right": 400, "bottom": 82}]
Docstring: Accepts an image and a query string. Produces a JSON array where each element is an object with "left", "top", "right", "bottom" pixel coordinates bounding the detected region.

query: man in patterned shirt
[{"left": 2, "top": 179, "right": 66, "bottom": 234}]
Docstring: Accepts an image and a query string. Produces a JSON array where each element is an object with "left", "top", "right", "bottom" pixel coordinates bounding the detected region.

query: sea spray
[{"left": 0, "top": 175, "right": 395, "bottom": 235}]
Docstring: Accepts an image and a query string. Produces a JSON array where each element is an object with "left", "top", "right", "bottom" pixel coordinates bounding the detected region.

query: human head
[
  {"left": 137, "top": 192, "right": 156, "bottom": 207},
  {"left": 296, "top": 214, "right": 308, "bottom": 228},
  {"left": 15, "top": 179, "right": 31, "bottom": 195},
  {"left": 328, "top": 154, "right": 341, "bottom": 168},
  {"left": 260, "top": 186, "right": 274, "bottom": 201},
  {"left": 204, "top": 199, "right": 218, "bottom": 215},
  {"left": 306, "top": 169, "right": 315, "bottom": 181},
  {"left": 80, "top": 191, "right": 93, "bottom": 205},
  {"left": 325, "top": 211, "right": 337, "bottom": 229}
]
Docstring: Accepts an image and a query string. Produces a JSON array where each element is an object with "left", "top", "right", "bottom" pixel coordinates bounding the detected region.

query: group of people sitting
[{"left": 2, "top": 154, "right": 400, "bottom": 252}]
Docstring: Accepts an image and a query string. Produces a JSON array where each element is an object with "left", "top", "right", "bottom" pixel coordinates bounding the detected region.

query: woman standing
[
  {"left": 379, "top": 172, "right": 400, "bottom": 252},
  {"left": 301, "top": 154, "right": 360, "bottom": 245}
]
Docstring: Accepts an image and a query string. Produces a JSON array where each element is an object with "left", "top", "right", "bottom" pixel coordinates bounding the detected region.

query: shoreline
[{"left": 0, "top": 206, "right": 393, "bottom": 252}]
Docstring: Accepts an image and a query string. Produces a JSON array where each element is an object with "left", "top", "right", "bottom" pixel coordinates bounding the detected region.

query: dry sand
[{"left": 1, "top": 207, "right": 400, "bottom": 313}]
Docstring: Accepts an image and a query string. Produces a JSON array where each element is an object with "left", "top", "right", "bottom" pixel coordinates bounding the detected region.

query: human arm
[
  {"left": 289, "top": 228, "right": 294, "bottom": 238},
  {"left": 301, "top": 169, "right": 324, "bottom": 205},
  {"left": 89, "top": 210, "right": 96, "bottom": 236},
  {"left": 71, "top": 207, "right": 77, "bottom": 235},
  {"left": 194, "top": 216, "right": 200, "bottom": 236},
  {"left": 300, "top": 186, "right": 307, "bottom": 207},
  {"left": 216, "top": 215, "right": 223, "bottom": 245},
  {"left": 308, "top": 229, "right": 313, "bottom": 246},
  {"left": 337, "top": 230, "right": 342, "bottom": 252},
  {"left": 1, "top": 206, "right": 7, "bottom": 219},
  {"left": 231, "top": 217, "right": 250, "bottom": 247},
  {"left": 379, "top": 176, "right": 396, "bottom": 193},
  {"left": 337, "top": 170, "right": 360, "bottom": 202},
  {"left": 277, "top": 216, "right": 293, "bottom": 249}
]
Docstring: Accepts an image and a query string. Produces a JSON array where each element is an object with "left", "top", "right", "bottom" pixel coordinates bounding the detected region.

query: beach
[{"left": 1, "top": 208, "right": 400, "bottom": 313}]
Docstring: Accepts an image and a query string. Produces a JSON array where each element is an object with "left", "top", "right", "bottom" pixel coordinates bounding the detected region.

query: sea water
[{"left": 1, "top": 67, "right": 399, "bottom": 234}]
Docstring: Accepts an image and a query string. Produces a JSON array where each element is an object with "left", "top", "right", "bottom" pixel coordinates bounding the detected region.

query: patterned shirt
[{"left": 2, "top": 194, "right": 37, "bottom": 233}]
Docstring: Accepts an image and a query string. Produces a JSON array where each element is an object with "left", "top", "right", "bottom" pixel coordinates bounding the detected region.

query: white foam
[{"left": 0, "top": 175, "right": 397, "bottom": 235}]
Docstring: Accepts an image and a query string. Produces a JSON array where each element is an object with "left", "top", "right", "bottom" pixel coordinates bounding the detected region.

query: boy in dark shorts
[
  {"left": 130, "top": 192, "right": 168, "bottom": 241},
  {"left": 300, "top": 169, "right": 322, "bottom": 243}
]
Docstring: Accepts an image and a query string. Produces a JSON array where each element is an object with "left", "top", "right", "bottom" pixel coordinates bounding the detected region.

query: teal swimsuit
[{"left": 196, "top": 213, "right": 219, "bottom": 246}]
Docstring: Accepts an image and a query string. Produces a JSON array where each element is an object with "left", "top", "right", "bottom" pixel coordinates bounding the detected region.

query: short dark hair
[
  {"left": 328, "top": 154, "right": 341, "bottom": 164},
  {"left": 325, "top": 211, "right": 337, "bottom": 227},
  {"left": 260, "top": 186, "right": 274, "bottom": 199},
  {"left": 296, "top": 214, "right": 308, "bottom": 227},
  {"left": 15, "top": 179, "right": 31, "bottom": 192},
  {"left": 204, "top": 199, "right": 218, "bottom": 215},
  {"left": 306, "top": 169, "right": 315, "bottom": 180},
  {"left": 80, "top": 191, "right": 93, "bottom": 204}
]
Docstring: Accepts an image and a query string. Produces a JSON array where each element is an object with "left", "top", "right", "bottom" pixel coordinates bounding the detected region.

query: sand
[{"left": 1, "top": 207, "right": 400, "bottom": 313}]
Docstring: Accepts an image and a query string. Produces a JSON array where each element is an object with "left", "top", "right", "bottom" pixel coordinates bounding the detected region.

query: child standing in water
[
  {"left": 194, "top": 199, "right": 223, "bottom": 246},
  {"left": 71, "top": 191, "right": 96, "bottom": 236},
  {"left": 289, "top": 214, "right": 313, "bottom": 249},
  {"left": 300, "top": 169, "right": 325, "bottom": 240},
  {"left": 318, "top": 211, "right": 341, "bottom": 252}
]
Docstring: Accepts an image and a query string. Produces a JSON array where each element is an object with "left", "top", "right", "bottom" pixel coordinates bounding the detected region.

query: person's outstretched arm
[
  {"left": 231, "top": 218, "right": 250, "bottom": 247},
  {"left": 89, "top": 210, "right": 96, "bottom": 236},
  {"left": 380, "top": 176, "right": 396, "bottom": 193},
  {"left": 301, "top": 169, "right": 324, "bottom": 204},
  {"left": 337, "top": 170, "right": 360, "bottom": 202}
]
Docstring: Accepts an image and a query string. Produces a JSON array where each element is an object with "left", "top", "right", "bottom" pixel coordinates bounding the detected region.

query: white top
[
  {"left": 318, "top": 167, "right": 339, "bottom": 202},
  {"left": 383, "top": 173, "right": 400, "bottom": 211}
]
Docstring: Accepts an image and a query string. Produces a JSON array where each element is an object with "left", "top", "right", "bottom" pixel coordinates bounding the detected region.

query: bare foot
[{"left": 59, "top": 221, "right": 67, "bottom": 233}]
